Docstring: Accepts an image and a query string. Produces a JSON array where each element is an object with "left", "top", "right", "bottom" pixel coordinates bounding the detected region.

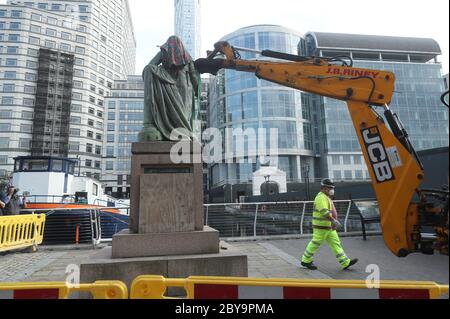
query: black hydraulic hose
[{"left": 261, "top": 50, "right": 313, "bottom": 62}]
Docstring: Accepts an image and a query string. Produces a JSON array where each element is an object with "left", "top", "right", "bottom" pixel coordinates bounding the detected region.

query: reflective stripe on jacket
[{"left": 312, "top": 192, "right": 332, "bottom": 228}]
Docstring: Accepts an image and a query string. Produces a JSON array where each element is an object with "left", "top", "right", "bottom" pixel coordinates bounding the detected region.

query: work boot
[
  {"left": 343, "top": 259, "right": 359, "bottom": 270},
  {"left": 301, "top": 262, "right": 318, "bottom": 270}
]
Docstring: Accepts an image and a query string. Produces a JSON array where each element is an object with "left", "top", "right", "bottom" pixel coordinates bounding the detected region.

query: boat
[{"left": 10, "top": 156, "right": 130, "bottom": 245}]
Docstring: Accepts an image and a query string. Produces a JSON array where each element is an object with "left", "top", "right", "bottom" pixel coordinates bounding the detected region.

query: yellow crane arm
[{"left": 196, "top": 41, "right": 434, "bottom": 257}]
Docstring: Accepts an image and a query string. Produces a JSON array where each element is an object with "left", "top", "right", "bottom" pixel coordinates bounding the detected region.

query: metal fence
[
  {"left": 21, "top": 208, "right": 129, "bottom": 246},
  {"left": 204, "top": 200, "right": 381, "bottom": 239},
  {"left": 17, "top": 199, "right": 380, "bottom": 246}
]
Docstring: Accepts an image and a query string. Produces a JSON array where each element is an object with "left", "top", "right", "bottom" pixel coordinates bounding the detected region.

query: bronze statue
[{"left": 139, "top": 36, "right": 200, "bottom": 142}]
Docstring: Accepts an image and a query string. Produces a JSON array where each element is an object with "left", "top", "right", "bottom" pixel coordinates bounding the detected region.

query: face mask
[{"left": 329, "top": 189, "right": 335, "bottom": 197}]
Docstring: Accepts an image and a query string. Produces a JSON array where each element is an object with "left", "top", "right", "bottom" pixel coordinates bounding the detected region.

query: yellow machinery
[{"left": 196, "top": 42, "right": 449, "bottom": 257}]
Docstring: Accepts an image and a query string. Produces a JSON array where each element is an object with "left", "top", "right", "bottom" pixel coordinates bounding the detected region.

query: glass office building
[
  {"left": 300, "top": 32, "right": 448, "bottom": 181},
  {"left": 208, "top": 25, "right": 313, "bottom": 190},
  {"left": 174, "top": 0, "right": 201, "bottom": 59},
  {"left": 103, "top": 75, "right": 144, "bottom": 199}
]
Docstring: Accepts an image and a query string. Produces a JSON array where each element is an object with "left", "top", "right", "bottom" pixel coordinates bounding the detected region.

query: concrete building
[
  {"left": 299, "top": 32, "right": 448, "bottom": 181},
  {"left": 0, "top": 0, "right": 136, "bottom": 179},
  {"left": 102, "top": 75, "right": 143, "bottom": 199},
  {"left": 174, "top": 0, "right": 201, "bottom": 59}
]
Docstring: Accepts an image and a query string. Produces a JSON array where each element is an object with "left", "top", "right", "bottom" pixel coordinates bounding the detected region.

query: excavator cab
[{"left": 196, "top": 42, "right": 449, "bottom": 257}]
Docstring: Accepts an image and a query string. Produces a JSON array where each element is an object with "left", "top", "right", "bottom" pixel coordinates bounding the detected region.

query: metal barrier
[
  {"left": 0, "top": 214, "right": 46, "bottom": 253},
  {"left": 203, "top": 200, "right": 366, "bottom": 238},
  {"left": 0, "top": 281, "right": 128, "bottom": 299},
  {"left": 21, "top": 207, "right": 129, "bottom": 246},
  {"left": 130, "top": 275, "right": 449, "bottom": 300}
]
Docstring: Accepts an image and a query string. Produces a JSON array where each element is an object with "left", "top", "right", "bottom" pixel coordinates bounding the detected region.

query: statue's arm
[
  {"left": 149, "top": 51, "right": 163, "bottom": 66},
  {"left": 188, "top": 61, "right": 200, "bottom": 97}
]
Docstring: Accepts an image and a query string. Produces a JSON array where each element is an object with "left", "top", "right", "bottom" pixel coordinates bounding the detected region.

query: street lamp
[{"left": 302, "top": 165, "right": 311, "bottom": 200}]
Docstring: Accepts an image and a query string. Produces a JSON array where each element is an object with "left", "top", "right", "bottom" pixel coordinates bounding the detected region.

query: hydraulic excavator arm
[{"left": 196, "top": 42, "right": 449, "bottom": 257}]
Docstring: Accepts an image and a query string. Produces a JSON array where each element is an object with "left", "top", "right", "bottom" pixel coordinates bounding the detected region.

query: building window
[
  {"left": 9, "top": 22, "right": 21, "bottom": 30},
  {"left": 344, "top": 170, "right": 353, "bottom": 179},
  {"left": 333, "top": 171, "right": 342, "bottom": 180},
  {"left": 3, "top": 83, "right": 15, "bottom": 92},
  {"left": 29, "top": 36, "right": 40, "bottom": 45},
  {"left": 4, "top": 71, "right": 16, "bottom": 79},
  {"left": 106, "top": 161, "right": 114, "bottom": 171},
  {"left": 19, "top": 138, "right": 31, "bottom": 149},
  {"left": 86, "top": 143, "right": 93, "bottom": 153},
  {"left": 31, "top": 13, "right": 42, "bottom": 21},
  {"left": 70, "top": 128, "right": 81, "bottom": 136},
  {"left": 1, "top": 96, "right": 14, "bottom": 104},
  {"left": 6, "top": 58, "right": 17, "bottom": 66},
  {"left": 0, "top": 123, "right": 11, "bottom": 131},
  {"left": 69, "top": 143, "right": 80, "bottom": 151},
  {"left": 106, "top": 146, "right": 114, "bottom": 157},
  {"left": 70, "top": 116, "right": 81, "bottom": 124},
  {"left": 7, "top": 46, "right": 18, "bottom": 54},
  {"left": 25, "top": 73, "right": 37, "bottom": 81},
  {"left": 0, "top": 137, "right": 10, "bottom": 148},
  {"left": 87, "top": 130, "right": 94, "bottom": 138},
  {"left": 107, "top": 134, "right": 114, "bottom": 143},
  {"left": 76, "top": 35, "right": 86, "bottom": 43},
  {"left": 20, "top": 124, "right": 32, "bottom": 133},
  {"left": 46, "top": 28, "right": 57, "bottom": 36},
  {"left": 11, "top": 10, "right": 22, "bottom": 18},
  {"left": 8, "top": 34, "right": 19, "bottom": 42},
  {"left": 95, "top": 146, "right": 101, "bottom": 155},
  {"left": 85, "top": 159, "right": 92, "bottom": 167}
]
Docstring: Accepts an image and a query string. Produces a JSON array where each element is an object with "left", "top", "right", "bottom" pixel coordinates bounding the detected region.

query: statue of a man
[{"left": 139, "top": 36, "right": 200, "bottom": 142}]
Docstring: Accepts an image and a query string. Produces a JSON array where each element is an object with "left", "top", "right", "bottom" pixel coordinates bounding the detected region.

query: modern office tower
[
  {"left": 0, "top": 0, "right": 136, "bottom": 179},
  {"left": 299, "top": 32, "right": 448, "bottom": 181},
  {"left": 208, "top": 25, "right": 309, "bottom": 200},
  {"left": 174, "top": 0, "right": 201, "bottom": 59},
  {"left": 102, "top": 75, "right": 143, "bottom": 199}
]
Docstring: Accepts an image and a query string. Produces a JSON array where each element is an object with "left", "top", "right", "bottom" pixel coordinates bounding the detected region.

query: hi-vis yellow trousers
[{"left": 301, "top": 229, "right": 351, "bottom": 269}]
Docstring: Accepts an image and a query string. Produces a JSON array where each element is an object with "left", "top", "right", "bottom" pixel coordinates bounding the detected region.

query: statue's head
[{"left": 161, "top": 35, "right": 192, "bottom": 69}]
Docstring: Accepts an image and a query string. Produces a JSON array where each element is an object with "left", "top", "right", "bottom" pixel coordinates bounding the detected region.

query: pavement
[{"left": 0, "top": 236, "right": 448, "bottom": 288}]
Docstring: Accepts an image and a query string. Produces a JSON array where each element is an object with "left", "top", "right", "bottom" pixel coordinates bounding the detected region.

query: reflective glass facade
[
  {"left": 102, "top": 76, "right": 144, "bottom": 199},
  {"left": 300, "top": 32, "right": 448, "bottom": 181},
  {"left": 174, "top": 0, "right": 201, "bottom": 59},
  {"left": 208, "top": 25, "right": 314, "bottom": 187}
]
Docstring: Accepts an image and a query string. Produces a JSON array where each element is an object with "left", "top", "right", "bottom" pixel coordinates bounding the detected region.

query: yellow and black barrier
[
  {"left": 0, "top": 281, "right": 128, "bottom": 299},
  {"left": 0, "top": 214, "right": 46, "bottom": 253},
  {"left": 130, "top": 275, "right": 449, "bottom": 300}
]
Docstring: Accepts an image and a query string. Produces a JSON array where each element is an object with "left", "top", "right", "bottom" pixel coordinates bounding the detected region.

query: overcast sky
[
  {"left": 130, "top": 0, "right": 449, "bottom": 75},
  {"left": 0, "top": 0, "right": 447, "bottom": 75}
]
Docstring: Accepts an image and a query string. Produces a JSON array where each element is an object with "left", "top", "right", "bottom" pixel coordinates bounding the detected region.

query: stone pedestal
[
  {"left": 129, "top": 142, "right": 204, "bottom": 234},
  {"left": 80, "top": 141, "right": 248, "bottom": 289}
]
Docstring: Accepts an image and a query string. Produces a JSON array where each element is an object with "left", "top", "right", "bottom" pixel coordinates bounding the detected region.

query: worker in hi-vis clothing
[{"left": 301, "top": 179, "right": 358, "bottom": 270}]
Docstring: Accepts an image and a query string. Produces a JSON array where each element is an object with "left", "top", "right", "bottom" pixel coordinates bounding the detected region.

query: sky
[
  {"left": 0, "top": 0, "right": 448, "bottom": 74},
  {"left": 130, "top": 0, "right": 449, "bottom": 75}
]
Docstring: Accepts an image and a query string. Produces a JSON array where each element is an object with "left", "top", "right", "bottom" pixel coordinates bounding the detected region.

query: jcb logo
[{"left": 362, "top": 127, "right": 395, "bottom": 183}]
